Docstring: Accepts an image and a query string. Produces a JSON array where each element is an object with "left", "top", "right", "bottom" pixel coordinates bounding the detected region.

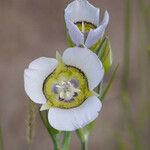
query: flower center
[
  {"left": 76, "top": 21, "right": 96, "bottom": 42},
  {"left": 51, "top": 79, "right": 80, "bottom": 102},
  {"left": 43, "top": 65, "right": 92, "bottom": 109},
  {"left": 71, "top": 21, "right": 101, "bottom": 52}
]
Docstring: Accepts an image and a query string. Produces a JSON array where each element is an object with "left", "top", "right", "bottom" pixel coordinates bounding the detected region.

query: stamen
[
  {"left": 51, "top": 84, "right": 59, "bottom": 94},
  {"left": 51, "top": 79, "right": 80, "bottom": 102},
  {"left": 70, "top": 79, "right": 79, "bottom": 88}
]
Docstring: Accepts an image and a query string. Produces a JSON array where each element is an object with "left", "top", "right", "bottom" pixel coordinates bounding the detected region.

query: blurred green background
[{"left": 0, "top": 0, "right": 150, "bottom": 149}]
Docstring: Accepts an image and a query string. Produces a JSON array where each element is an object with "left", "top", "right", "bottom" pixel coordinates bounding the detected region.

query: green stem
[
  {"left": 62, "top": 132, "right": 71, "bottom": 150},
  {"left": 76, "top": 129, "right": 89, "bottom": 150},
  {"left": 81, "top": 140, "right": 88, "bottom": 150},
  {"left": 51, "top": 135, "right": 61, "bottom": 150}
]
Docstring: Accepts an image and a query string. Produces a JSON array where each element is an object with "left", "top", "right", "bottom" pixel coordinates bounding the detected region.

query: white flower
[
  {"left": 24, "top": 47, "right": 104, "bottom": 131},
  {"left": 65, "top": 0, "right": 109, "bottom": 48}
]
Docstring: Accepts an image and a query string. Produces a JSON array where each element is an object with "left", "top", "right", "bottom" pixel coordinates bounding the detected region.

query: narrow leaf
[{"left": 26, "top": 101, "right": 36, "bottom": 145}]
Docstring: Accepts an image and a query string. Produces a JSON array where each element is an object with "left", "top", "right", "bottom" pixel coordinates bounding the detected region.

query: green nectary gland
[
  {"left": 43, "top": 64, "right": 92, "bottom": 109},
  {"left": 75, "top": 21, "right": 96, "bottom": 32}
]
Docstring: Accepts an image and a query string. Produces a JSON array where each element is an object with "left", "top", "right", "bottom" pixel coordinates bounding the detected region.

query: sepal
[
  {"left": 96, "top": 37, "right": 113, "bottom": 73},
  {"left": 39, "top": 110, "right": 60, "bottom": 135}
]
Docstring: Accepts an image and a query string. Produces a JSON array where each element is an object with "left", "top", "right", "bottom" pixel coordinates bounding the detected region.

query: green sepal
[
  {"left": 66, "top": 33, "right": 75, "bottom": 47},
  {"left": 90, "top": 39, "right": 102, "bottom": 52},
  {"left": 56, "top": 51, "right": 63, "bottom": 64},
  {"left": 100, "top": 64, "right": 119, "bottom": 101},
  {"left": 39, "top": 110, "right": 60, "bottom": 135},
  {"left": 96, "top": 37, "right": 113, "bottom": 73}
]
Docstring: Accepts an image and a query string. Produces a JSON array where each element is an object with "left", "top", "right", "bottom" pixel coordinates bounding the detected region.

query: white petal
[
  {"left": 48, "top": 96, "right": 102, "bottom": 131},
  {"left": 66, "top": 19, "right": 84, "bottom": 46},
  {"left": 100, "top": 11, "right": 109, "bottom": 28},
  {"left": 24, "top": 57, "right": 57, "bottom": 104},
  {"left": 62, "top": 47, "right": 104, "bottom": 90},
  {"left": 85, "top": 11, "right": 109, "bottom": 48},
  {"left": 65, "top": 0, "right": 99, "bottom": 26},
  {"left": 24, "top": 69, "right": 46, "bottom": 104},
  {"left": 29, "top": 57, "right": 57, "bottom": 78}
]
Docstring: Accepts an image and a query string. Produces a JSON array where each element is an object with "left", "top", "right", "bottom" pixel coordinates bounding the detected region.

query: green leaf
[
  {"left": 100, "top": 64, "right": 119, "bottom": 101},
  {"left": 97, "top": 37, "right": 113, "bottom": 73},
  {"left": 39, "top": 110, "right": 59, "bottom": 135}
]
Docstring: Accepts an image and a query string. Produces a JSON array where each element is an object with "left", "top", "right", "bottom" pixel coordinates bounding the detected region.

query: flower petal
[
  {"left": 66, "top": 19, "right": 84, "bottom": 46},
  {"left": 62, "top": 47, "right": 104, "bottom": 90},
  {"left": 85, "top": 11, "right": 109, "bottom": 48},
  {"left": 29, "top": 57, "right": 57, "bottom": 78},
  {"left": 65, "top": 0, "right": 100, "bottom": 26},
  {"left": 24, "top": 57, "right": 57, "bottom": 104},
  {"left": 48, "top": 96, "right": 102, "bottom": 131},
  {"left": 24, "top": 69, "right": 46, "bottom": 104}
]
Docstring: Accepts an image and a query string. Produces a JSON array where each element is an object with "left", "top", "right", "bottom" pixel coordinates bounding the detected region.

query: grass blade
[{"left": 26, "top": 101, "right": 37, "bottom": 147}]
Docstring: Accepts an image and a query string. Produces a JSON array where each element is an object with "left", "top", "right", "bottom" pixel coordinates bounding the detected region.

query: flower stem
[
  {"left": 50, "top": 134, "right": 61, "bottom": 150},
  {"left": 81, "top": 139, "right": 88, "bottom": 150},
  {"left": 62, "top": 132, "right": 71, "bottom": 150},
  {"left": 76, "top": 129, "right": 89, "bottom": 150}
]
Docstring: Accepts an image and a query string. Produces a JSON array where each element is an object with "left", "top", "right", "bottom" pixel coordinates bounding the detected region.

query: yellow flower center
[{"left": 43, "top": 64, "right": 92, "bottom": 109}]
